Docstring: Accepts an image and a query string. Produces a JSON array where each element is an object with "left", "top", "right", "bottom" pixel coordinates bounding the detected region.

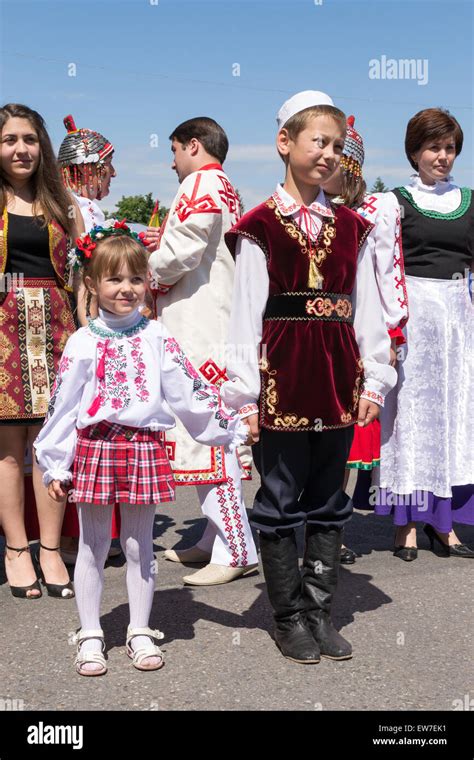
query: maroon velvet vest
[{"left": 225, "top": 197, "right": 373, "bottom": 432}]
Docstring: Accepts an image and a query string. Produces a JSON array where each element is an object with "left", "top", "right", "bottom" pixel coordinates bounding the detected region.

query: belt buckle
[{"left": 124, "top": 428, "right": 134, "bottom": 441}]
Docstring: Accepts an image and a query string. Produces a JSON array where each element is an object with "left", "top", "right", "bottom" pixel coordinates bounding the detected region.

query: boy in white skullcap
[{"left": 220, "top": 91, "right": 397, "bottom": 664}]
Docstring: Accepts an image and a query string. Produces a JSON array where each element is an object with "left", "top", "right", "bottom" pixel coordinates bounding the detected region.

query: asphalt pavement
[{"left": 1, "top": 471, "right": 473, "bottom": 712}]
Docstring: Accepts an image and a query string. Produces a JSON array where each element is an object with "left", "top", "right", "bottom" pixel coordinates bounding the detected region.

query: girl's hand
[
  {"left": 48, "top": 480, "right": 70, "bottom": 502},
  {"left": 357, "top": 399, "right": 380, "bottom": 427},
  {"left": 243, "top": 413, "right": 260, "bottom": 444}
]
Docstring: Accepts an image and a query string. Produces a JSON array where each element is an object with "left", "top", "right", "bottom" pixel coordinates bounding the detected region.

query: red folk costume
[
  {"left": 225, "top": 198, "right": 373, "bottom": 431},
  {"left": 0, "top": 213, "right": 75, "bottom": 421},
  {"left": 219, "top": 91, "right": 398, "bottom": 665}
]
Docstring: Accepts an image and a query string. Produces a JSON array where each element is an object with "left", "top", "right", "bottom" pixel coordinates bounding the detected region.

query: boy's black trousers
[{"left": 251, "top": 426, "right": 355, "bottom": 537}]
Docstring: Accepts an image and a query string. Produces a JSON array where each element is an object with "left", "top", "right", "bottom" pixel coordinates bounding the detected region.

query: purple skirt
[{"left": 374, "top": 485, "right": 474, "bottom": 533}]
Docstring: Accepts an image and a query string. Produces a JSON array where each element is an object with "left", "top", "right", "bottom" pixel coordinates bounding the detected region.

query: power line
[{"left": 4, "top": 51, "right": 473, "bottom": 111}]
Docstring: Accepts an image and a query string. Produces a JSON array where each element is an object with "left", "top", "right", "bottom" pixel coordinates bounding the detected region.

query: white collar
[
  {"left": 272, "top": 183, "right": 334, "bottom": 218},
  {"left": 407, "top": 173, "right": 456, "bottom": 195},
  {"left": 96, "top": 307, "right": 144, "bottom": 332}
]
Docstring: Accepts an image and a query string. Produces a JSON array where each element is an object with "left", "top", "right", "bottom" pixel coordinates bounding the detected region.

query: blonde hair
[{"left": 82, "top": 235, "right": 148, "bottom": 291}]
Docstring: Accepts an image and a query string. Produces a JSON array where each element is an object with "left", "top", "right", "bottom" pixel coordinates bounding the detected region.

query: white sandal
[
  {"left": 72, "top": 629, "right": 107, "bottom": 677},
  {"left": 126, "top": 626, "right": 165, "bottom": 671}
]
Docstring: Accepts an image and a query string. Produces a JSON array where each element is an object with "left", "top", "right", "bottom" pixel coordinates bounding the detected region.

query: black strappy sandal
[
  {"left": 34, "top": 543, "right": 75, "bottom": 599},
  {"left": 5, "top": 544, "right": 42, "bottom": 599}
]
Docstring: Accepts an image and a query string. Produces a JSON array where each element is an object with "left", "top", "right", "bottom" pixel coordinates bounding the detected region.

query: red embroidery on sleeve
[
  {"left": 217, "top": 176, "right": 241, "bottom": 219},
  {"left": 199, "top": 359, "right": 228, "bottom": 388},
  {"left": 175, "top": 173, "right": 222, "bottom": 222}
]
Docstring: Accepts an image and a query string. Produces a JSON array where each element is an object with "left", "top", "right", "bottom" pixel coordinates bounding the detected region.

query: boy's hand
[
  {"left": 243, "top": 413, "right": 260, "bottom": 444},
  {"left": 357, "top": 399, "right": 380, "bottom": 427},
  {"left": 48, "top": 480, "right": 70, "bottom": 502}
]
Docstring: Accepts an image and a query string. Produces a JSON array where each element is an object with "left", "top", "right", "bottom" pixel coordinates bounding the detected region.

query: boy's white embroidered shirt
[
  {"left": 220, "top": 185, "right": 397, "bottom": 413},
  {"left": 34, "top": 308, "right": 247, "bottom": 485}
]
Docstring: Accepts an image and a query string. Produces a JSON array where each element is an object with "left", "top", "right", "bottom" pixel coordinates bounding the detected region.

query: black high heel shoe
[
  {"left": 5, "top": 545, "right": 42, "bottom": 599},
  {"left": 393, "top": 545, "right": 418, "bottom": 561},
  {"left": 34, "top": 543, "right": 75, "bottom": 598},
  {"left": 393, "top": 529, "right": 418, "bottom": 561},
  {"left": 423, "top": 524, "right": 474, "bottom": 558}
]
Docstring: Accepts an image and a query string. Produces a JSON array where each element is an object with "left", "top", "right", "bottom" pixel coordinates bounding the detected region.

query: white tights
[{"left": 74, "top": 503, "right": 157, "bottom": 671}]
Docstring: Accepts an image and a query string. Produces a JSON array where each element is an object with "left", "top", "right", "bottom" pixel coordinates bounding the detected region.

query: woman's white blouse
[
  {"left": 404, "top": 173, "right": 461, "bottom": 213},
  {"left": 34, "top": 309, "right": 247, "bottom": 485}
]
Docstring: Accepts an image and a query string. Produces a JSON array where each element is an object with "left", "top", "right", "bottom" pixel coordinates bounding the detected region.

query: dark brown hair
[
  {"left": 278, "top": 105, "right": 347, "bottom": 163},
  {"left": 0, "top": 103, "right": 77, "bottom": 234},
  {"left": 405, "top": 108, "right": 463, "bottom": 170},
  {"left": 82, "top": 235, "right": 148, "bottom": 291},
  {"left": 169, "top": 117, "right": 229, "bottom": 164}
]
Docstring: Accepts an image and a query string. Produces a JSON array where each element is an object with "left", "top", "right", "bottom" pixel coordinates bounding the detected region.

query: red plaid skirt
[{"left": 73, "top": 422, "right": 176, "bottom": 505}]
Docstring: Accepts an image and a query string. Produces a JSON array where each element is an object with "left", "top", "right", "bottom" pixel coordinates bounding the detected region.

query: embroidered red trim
[
  {"left": 238, "top": 403, "right": 258, "bottom": 417},
  {"left": 361, "top": 390, "right": 384, "bottom": 406}
]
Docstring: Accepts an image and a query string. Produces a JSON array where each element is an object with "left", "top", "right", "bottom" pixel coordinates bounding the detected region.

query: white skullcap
[{"left": 276, "top": 90, "right": 335, "bottom": 130}]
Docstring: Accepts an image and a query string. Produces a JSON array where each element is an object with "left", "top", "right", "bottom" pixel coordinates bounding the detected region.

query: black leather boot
[
  {"left": 259, "top": 532, "right": 320, "bottom": 664},
  {"left": 302, "top": 526, "right": 352, "bottom": 660}
]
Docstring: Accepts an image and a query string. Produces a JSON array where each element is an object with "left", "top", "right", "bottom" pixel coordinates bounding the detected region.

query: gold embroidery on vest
[
  {"left": 268, "top": 199, "right": 336, "bottom": 289},
  {"left": 0, "top": 209, "right": 8, "bottom": 276},
  {"left": 340, "top": 358, "right": 364, "bottom": 423},
  {"left": 260, "top": 357, "right": 309, "bottom": 429}
]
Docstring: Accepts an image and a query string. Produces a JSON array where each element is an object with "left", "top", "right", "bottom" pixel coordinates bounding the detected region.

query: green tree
[
  {"left": 370, "top": 177, "right": 388, "bottom": 193},
  {"left": 105, "top": 193, "right": 169, "bottom": 225}
]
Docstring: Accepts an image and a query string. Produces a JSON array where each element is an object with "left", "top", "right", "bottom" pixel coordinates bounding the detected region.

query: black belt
[{"left": 264, "top": 292, "right": 353, "bottom": 323}]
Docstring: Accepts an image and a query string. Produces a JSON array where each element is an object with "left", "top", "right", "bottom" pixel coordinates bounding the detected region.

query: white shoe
[
  {"left": 126, "top": 626, "right": 165, "bottom": 671},
  {"left": 164, "top": 546, "right": 211, "bottom": 564},
  {"left": 72, "top": 629, "right": 107, "bottom": 677},
  {"left": 182, "top": 563, "right": 258, "bottom": 586}
]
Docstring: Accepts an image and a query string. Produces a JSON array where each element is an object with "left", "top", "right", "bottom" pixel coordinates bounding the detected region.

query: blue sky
[{"left": 1, "top": 0, "right": 472, "bottom": 213}]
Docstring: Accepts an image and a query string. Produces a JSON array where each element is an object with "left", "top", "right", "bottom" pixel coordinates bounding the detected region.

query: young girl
[
  {"left": 322, "top": 116, "right": 409, "bottom": 563},
  {"left": 34, "top": 222, "right": 250, "bottom": 676}
]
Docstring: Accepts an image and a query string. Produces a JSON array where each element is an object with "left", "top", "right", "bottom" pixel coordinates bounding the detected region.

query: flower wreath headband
[{"left": 69, "top": 220, "right": 150, "bottom": 271}]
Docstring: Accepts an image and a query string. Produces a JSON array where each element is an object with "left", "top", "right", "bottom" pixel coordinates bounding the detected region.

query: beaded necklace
[
  {"left": 397, "top": 186, "right": 471, "bottom": 220},
  {"left": 88, "top": 314, "right": 149, "bottom": 338}
]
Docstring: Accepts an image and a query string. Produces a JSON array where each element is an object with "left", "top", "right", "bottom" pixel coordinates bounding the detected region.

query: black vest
[{"left": 392, "top": 187, "right": 473, "bottom": 280}]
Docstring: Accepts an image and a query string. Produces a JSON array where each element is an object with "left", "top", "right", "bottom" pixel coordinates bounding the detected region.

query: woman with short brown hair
[{"left": 375, "top": 107, "right": 473, "bottom": 560}]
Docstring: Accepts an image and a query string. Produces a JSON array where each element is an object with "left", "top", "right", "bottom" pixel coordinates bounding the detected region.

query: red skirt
[
  {"left": 73, "top": 422, "right": 176, "bottom": 505},
  {"left": 346, "top": 419, "right": 381, "bottom": 470},
  {"left": 0, "top": 278, "right": 75, "bottom": 422}
]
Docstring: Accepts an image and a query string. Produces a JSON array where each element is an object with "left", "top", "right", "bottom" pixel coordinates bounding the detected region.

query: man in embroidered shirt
[{"left": 147, "top": 117, "right": 258, "bottom": 585}]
